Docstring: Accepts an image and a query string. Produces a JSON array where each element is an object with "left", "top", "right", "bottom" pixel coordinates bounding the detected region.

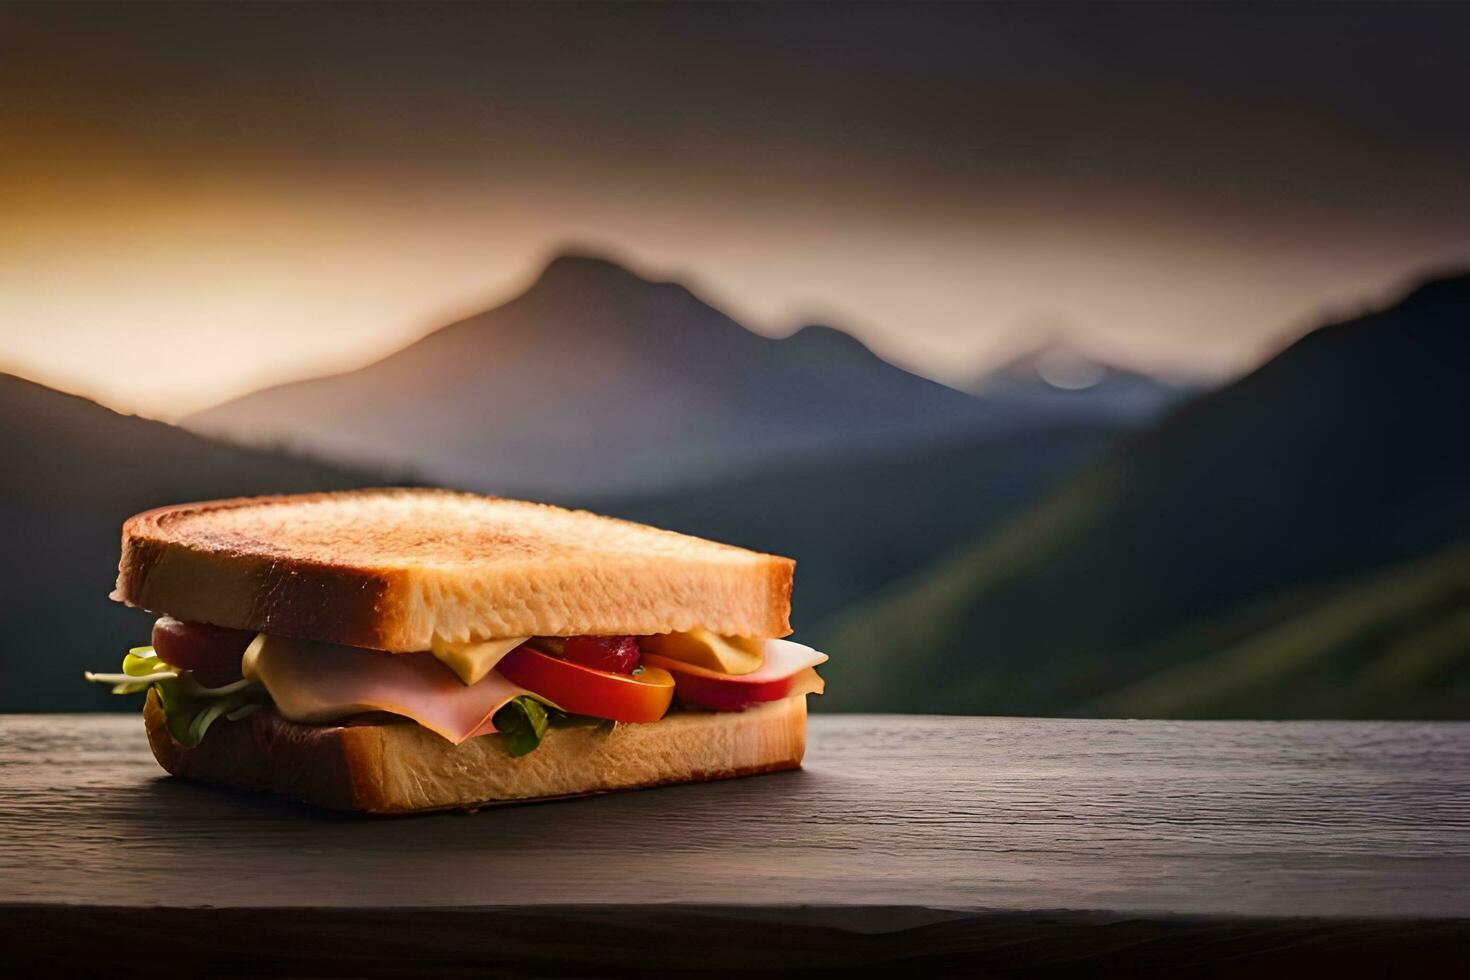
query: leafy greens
[
  {"left": 84, "top": 646, "right": 268, "bottom": 747},
  {"left": 491, "top": 695, "right": 552, "bottom": 757},
  {"left": 87, "top": 647, "right": 568, "bottom": 755}
]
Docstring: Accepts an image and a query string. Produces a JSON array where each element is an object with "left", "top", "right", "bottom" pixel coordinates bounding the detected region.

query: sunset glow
[
  {"left": 2, "top": 3, "right": 1466, "bottom": 417},
  {"left": 7, "top": 171, "right": 1462, "bottom": 419}
]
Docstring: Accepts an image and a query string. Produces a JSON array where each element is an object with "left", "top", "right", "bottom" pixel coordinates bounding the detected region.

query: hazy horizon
[
  {"left": 4, "top": 2, "right": 1468, "bottom": 418},
  {"left": 2, "top": 239, "right": 1461, "bottom": 421}
]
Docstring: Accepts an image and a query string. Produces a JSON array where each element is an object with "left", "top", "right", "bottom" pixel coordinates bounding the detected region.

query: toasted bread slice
[
  {"left": 143, "top": 689, "right": 807, "bottom": 813},
  {"left": 115, "top": 489, "right": 794, "bottom": 651}
]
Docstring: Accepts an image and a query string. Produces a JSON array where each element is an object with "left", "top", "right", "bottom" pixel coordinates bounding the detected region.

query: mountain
[
  {"left": 968, "top": 341, "right": 1197, "bottom": 427},
  {"left": 591, "top": 422, "right": 1120, "bottom": 631},
  {"left": 184, "top": 251, "right": 1176, "bottom": 647},
  {"left": 0, "top": 374, "right": 382, "bottom": 712},
  {"left": 821, "top": 272, "right": 1470, "bottom": 717},
  {"left": 187, "top": 252, "right": 1118, "bottom": 497}
]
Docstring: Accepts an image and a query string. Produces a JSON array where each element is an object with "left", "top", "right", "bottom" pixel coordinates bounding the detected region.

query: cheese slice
[
  {"left": 645, "top": 637, "right": 827, "bottom": 684},
  {"left": 429, "top": 635, "right": 529, "bottom": 685},
  {"left": 788, "top": 667, "right": 825, "bottom": 698},
  {"left": 641, "top": 629, "right": 765, "bottom": 675},
  {"left": 242, "top": 634, "right": 531, "bottom": 744}
]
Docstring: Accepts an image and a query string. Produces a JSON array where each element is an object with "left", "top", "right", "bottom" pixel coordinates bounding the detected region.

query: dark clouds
[{"left": 7, "top": 2, "right": 1469, "bottom": 208}]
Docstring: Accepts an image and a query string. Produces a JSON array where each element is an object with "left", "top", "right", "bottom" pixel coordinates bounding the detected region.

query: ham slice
[
  {"left": 242, "top": 634, "right": 531, "bottom": 744},
  {"left": 644, "top": 638, "right": 828, "bottom": 683}
]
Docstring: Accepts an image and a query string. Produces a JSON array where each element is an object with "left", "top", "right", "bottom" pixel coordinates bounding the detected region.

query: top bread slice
[{"left": 114, "top": 489, "right": 794, "bottom": 651}]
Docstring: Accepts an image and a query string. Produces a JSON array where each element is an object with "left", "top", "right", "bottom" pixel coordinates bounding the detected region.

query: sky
[{"left": 2, "top": 2, "right": 1468, "bottom": 418}]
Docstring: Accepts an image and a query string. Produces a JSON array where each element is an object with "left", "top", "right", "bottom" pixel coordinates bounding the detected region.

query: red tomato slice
[
  {"left": 643, "top": 639, "right": 828, "bottom": 712},
  {"left": 496, "top": 647, "right": 674, "bottom": 723},
  {"left": 661, "top": 667, "right": 796, "bottom": 711},
  {"left": 561, "top": 635, "right": 642, "bottom": 674},
  {"left": 151, "top": 616, "right": 255, "bottom": 685}
]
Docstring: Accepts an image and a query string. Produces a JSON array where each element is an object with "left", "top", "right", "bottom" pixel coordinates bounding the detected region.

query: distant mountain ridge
[
  {"left": 186, "top": 252, "right": 1180, "bottom": 497},
  {"left": 1, "top": 366, "right": 1124, "bottom": 712},
  {"left": 822, "top": 271, "right": 1470, "bottom": 718},
  {"left": 188, "top": 253, "right": 1011, "bottom": 496},
  {"left": 0, "top": 373, "right": 381, "bottom": 712},
  {"left": 970, "top": 341, "right": 1197, "bottom": 426},
  {"left": 0, "top": 251, "right": 1183, "bottom": 712}
]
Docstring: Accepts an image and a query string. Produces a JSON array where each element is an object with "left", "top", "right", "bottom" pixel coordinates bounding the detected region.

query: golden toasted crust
[
  {"left": 116, "top": 489, "right": 794, "bottom": 650},
  {"left": 143, "top": 690, "right": 807, "bottom": 813}
]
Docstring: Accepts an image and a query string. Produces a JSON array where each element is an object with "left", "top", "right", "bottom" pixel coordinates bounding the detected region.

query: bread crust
[
  {"left": 115, "top": 489, "right": 794, "bottom": 650},
  {"left": 143, "top": 689, "right": 807, "bottom": 814}
]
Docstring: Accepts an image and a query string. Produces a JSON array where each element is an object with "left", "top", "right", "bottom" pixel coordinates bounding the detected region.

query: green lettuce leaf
[
  {"left": 492, "top": 696, "right": 552, "bottom": 757},
  {"left": 152, "top": 676, "right": 268, "bottom": 747},
  {"left": 90, "top": 648, "right": 569, "bottom": 754},
  {"left": 85, "top": 645, "right": 268, "bottom": 747}
]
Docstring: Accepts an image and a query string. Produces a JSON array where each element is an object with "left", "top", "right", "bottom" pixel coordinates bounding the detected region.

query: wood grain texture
[{"left": 1, "top": 714, "right": 1467, "bottom": 975}]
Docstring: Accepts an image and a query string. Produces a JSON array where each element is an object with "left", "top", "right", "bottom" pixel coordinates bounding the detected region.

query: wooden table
[{"left": 2, "top": 715, "right": 1466, "bottom": 976}]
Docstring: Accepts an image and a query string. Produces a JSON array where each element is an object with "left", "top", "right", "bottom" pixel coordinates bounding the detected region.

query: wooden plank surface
[{"left": 2, "top": 714, "right": 1467, "bottom": 974}]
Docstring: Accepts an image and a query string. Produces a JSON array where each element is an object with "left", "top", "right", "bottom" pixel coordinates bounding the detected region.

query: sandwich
[{"left": 85, "top": 488, "right": 825, "bottom": 813}]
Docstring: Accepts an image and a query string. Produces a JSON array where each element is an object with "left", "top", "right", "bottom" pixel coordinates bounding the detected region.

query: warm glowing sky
[{"left": 3, "top": 3, "right": 1468, "bottom": 418}]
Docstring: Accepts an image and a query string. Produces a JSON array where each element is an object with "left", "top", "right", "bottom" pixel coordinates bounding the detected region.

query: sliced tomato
[
  {"left": 151, "top": 616, "right": 254, "bottom": 685},
  {"left": 660, "top": 667, "right": 795, "bottom": 711},
  {"left": 560, "top": 635, "right": 642, "bottom": 674},
  {"left": 496, "top": 646, "right": 673, "bottom": 723},
  {"left": 644, "top": 639, "right": 828, "bottom": 712}
]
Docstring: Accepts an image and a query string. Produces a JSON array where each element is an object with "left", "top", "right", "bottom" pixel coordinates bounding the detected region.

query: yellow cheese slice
[
  {"left": 429, "top": 635, "right": 530, "bottom": 685},
  {"left": 641, "top": 629, "right": 765, "bottom": 675}
]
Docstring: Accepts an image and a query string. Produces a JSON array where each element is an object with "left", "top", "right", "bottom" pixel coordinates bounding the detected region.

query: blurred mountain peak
[
  {"left": 967, "top": 337, "right": 1195, "bottom": 424},
  {"left": 1267, "top": 268, "right": 1470, "bottom": 369},
  {"left": 982, "top": 336, "right": 1180, "bottom": 393},
  {"left": 534, "top": 249, "right": 652, "bottom": 291},
  {"left": 513, "top": 248, "right": 738, "bottom": 347},
  {"left": 826, "top": 268, "right": 1470, "bottom": 717},
  {"left": 1399, "top": 270, "right": 1470, "bottom": 309},
  {"left": 994, "top": 340, "right": 1118, "bottom": 391},
  {"left": 186, "top": 250, "right": 1015, "bottom": 495},
  {"left": 784, "top": 322, "right": 875, "bottom": 358}
]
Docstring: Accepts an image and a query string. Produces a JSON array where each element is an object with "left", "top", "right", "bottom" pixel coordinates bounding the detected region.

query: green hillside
[
  {"left": 825, "top": 540, "right": 1470, "bottom": 719},
  {"left": 813, "top": 472, "right": 1113, "bottom": 712},
  {"left": 1090, "top": 545, "right": 1470, "bottom": 719},
  {"left": 593, "top": 425, "right": 1118, "bottom": 630},
  {"left": 818, "top": 273, "right": 1470, "bottom": 718},
  {"left": 0, "top": 374, "right": 384, "bottom": 712}
]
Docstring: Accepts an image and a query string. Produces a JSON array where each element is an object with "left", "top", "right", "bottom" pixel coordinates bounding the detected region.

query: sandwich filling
[{"left": 88, "top": 617, "right": 827, "bottom": 756}]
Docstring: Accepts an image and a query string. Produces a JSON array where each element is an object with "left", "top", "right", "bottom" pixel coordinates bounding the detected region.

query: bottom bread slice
[{"left": 143, "top": 689, "right": 807, "bottom": 813}]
